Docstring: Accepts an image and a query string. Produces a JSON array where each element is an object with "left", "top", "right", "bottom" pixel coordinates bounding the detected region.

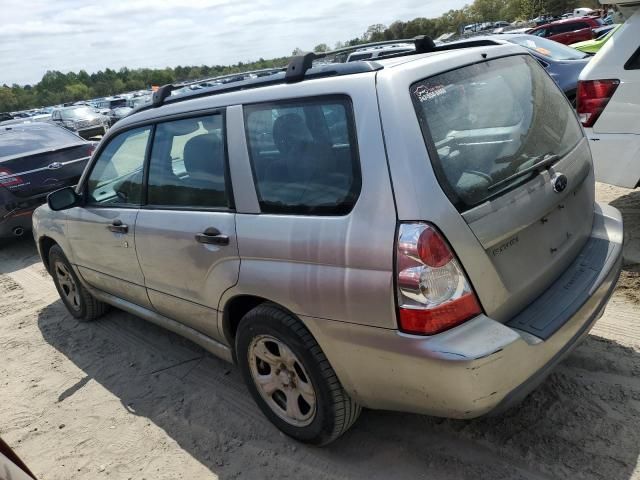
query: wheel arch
[
  {"left": 39, "top": 236, "right": 59, "bottom": 273},
  {"left": 221, "top": 294, "right": 311, "bottom": 363}
]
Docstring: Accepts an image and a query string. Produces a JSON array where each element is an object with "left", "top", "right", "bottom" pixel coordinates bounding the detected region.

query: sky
[{"left": 1, "top": 0, "right": 468, "bottom": 86}]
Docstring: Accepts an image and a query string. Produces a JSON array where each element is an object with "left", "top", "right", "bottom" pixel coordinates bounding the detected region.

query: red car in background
[{"left": 528, "top": 17, "right": 603, "bottom": 44}]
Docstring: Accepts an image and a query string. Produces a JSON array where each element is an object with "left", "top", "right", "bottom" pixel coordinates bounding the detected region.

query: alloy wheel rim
[
  {"left": 248, "top": 335, "right": 317, "bottom": 427},
  {"left": 54, "top": 261, "right": 81, "bottom": 312}
]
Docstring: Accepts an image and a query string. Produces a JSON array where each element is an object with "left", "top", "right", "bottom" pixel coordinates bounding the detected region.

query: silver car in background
[{"left": 33, "top": 40, "right": 623, "bottom": 445}]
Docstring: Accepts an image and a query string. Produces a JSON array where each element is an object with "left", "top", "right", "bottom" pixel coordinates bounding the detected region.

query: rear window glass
[
  {"left": 0, "top": 124, "right": 82, "bottom": 158},
  {"left": 411, "top": 55, "right": 583, "bottom": 210}
]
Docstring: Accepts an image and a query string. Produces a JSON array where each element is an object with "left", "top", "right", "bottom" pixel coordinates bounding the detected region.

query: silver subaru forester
[{"left": 33, "top": 39, "right": 623, "bottom": 445}]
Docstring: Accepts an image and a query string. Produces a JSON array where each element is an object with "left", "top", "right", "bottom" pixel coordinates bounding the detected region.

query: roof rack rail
[
  {"left": 138, "top": 34, "right": 462, "bottom": 110},
  {"left": 137, "top": 62, "right": 381, "bottom": 112}
]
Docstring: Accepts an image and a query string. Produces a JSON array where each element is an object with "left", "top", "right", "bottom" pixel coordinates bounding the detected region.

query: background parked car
[
  {"left": 449, "top": 34, "right": 590, "bottom": 103},
  {"left": 346, "top": 43, "right": 415, "bottom": 61},
  {"left": 502, "top": 33, "right": 591, "bottom": 103},
  {"left": 107, "top": 106, "right": 133, "bottom": 126},
  {"left": 0, "top": 122, "right": 95, "bottom": 238},
  {"left": 571, "top": 24, "right": 621, "bottom": 54},
  {"left": 577, "top": 0, "right": 640, "bottom": 188},
  {"left": 528, "top": 17, "right": 603, "bottom": 44},
  {"left": 50, "top": 106, "right": 108, "bottom": 139}
]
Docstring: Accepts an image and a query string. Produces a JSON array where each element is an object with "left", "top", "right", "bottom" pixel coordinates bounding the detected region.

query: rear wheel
[
  {"left": 49, "top": 245, "right": 108, "bottom": 321},
  {"left": 236, "top": 304, "right": 361, "bottom": 445}
]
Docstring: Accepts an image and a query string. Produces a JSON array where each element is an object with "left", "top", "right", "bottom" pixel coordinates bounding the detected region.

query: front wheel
[
  {"left": 49, "top": 245, "right": 109, "bottom": 321},
  {"left": 236, "top": 304, "right": 361, "bottom": 445}
]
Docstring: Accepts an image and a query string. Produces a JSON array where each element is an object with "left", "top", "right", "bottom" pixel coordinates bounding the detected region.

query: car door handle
[
  {"left": 195, "top": 227, "right": 229, "bottom": 245},
  {"left": 107, "top": 219, "right": 128, "bottom": 234}
]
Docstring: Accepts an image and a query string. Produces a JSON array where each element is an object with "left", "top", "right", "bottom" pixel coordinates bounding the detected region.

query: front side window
[
  {"left": 86, "top": 126, "right": 150, "bottom": 205},
  {"left": 146, "top": 114, "right": 229, "bottom": 209},
  {"left": 411, "top": 55, "right": 583, "bottom": 210},
  {"left": 244, "top": 96, "right": 361, "bottom": 215}
]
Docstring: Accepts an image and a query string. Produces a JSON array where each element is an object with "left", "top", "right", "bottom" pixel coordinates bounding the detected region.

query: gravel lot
[{"left": 1, "top": 183, "right": 639, "bottom": 480}]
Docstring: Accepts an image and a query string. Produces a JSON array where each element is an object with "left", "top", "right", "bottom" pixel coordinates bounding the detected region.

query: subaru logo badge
[
  {"left": 47, "top": 162, "right": 63, "bottom": 170},
  {"left": 552, "top": 173, "right": 568, "bottom": 193}
]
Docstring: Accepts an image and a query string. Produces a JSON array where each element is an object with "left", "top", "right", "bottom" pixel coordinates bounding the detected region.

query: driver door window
[{"left": 86, "top": 127, "right": 151, "bottom": 205}]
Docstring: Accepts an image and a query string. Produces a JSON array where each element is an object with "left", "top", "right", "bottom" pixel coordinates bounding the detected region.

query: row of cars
[{"left": 1, "top": 93, "right": 151, "bottom": 140}]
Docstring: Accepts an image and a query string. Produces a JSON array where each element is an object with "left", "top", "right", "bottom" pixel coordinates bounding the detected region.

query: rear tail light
[
  {"left": 577, "top": 79, "right": 619, "bottom": 128},
  {"left": 396, "top": 223, "right": 482, "bottom": 335},
  {"left": 0, "top": 168, "right": 23, "bottom": 188}
]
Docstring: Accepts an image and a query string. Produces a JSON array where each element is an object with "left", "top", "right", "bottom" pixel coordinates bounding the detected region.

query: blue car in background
[{"left": 449, "top": 34, "right": 591, "bottom": 105}]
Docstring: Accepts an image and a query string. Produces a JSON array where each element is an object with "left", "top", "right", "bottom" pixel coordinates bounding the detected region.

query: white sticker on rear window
[{"left": 414, "top": 84, "right": 446, "bottom": 102}]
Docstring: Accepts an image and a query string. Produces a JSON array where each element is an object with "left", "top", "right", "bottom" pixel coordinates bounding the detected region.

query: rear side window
[
  {"left": 0, "top": 124, "right": 82, "bottom": 158},
  {"left": 244, "top": 96, "right": 361, "bottom": 215},
  {"left": 146, "top": 114, "right": 229, "bottom": 209},
  {"left": 411, "top": 55, "right": 583, "bottom": 210}
]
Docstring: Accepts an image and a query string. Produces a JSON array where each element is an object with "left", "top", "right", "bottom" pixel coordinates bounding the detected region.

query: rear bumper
[
  {"left": 302, "top": 202, "right": 623, "bottom": 418},
  {"left": 0, "top": 190, "right": 48, "bottom": 238},
  {"left": 0, "top": 208, "right": 36, "bottom": 237}
]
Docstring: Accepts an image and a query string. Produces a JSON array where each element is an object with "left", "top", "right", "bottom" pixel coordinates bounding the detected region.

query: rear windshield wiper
[{"left": 487, "top": 154, "right": 560, "bottom": 192}]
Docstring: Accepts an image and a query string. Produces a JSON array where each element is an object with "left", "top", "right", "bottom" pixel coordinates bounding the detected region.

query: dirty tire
[
  {"left": 49, "top": 245, "right": 109, "bottom": 321},
  {"left": 236, "top": 303, "right": 361, "bottom": 445}
]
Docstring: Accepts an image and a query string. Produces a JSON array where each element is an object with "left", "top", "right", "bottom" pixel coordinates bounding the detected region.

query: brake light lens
[
  {"left": 577, "top": 79, "right": 619, "bottom": 128},
  {"left": 396, "top": 223, "right": 482, "bottom": 335},
  {"left": 0, "top": 168, "right": 23, "bottom": 188}
]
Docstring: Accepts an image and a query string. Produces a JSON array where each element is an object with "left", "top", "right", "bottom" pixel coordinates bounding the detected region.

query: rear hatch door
[
  {"left": 0, "top": 124, "right": 92, "bottom": 198},
  {"left": 378, "top": 47, "right": 594, "bottom": 323}
]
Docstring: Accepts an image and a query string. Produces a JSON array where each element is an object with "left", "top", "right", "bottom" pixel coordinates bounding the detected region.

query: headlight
[{"left": 63, "top": 120, "right": 76, "bottom": 129}]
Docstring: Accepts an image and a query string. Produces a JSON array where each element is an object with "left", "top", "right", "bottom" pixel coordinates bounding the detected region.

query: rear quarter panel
[{"left": 218, "top": 73, "right": 398, "bottom": 329}]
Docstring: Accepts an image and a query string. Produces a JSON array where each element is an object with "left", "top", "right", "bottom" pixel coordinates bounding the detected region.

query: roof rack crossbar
[
  {"left": 151, "top": 84, "right": 175, "bottom": 108},
  {"left": 285, "top": 52, "right": 317, "bottom": 82},
  {"left": 314, "top": 35, "right": 436, "bottom": 59}
]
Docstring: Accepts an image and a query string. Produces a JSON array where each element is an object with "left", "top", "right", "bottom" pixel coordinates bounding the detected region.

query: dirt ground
[{"left": 1, "top": 183, "right": 639, "bottom": 480}]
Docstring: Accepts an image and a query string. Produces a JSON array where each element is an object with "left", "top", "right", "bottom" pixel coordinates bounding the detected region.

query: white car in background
[{"left": 577, "top": 0, "right": 640, "bottom": 188}]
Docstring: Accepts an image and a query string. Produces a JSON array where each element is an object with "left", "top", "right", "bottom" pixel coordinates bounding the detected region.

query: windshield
[
  {"left": 0, "top": 124, "right": 83, "bottom": 158},
  {"left": 61, "top": 106, "right": 97, "bottom": 120},
  {"left": 411, "top": 55, "right": 583, "bottom": 209},
  {"left": 508, "top": 35, "right": 589, "bottom": 59}
]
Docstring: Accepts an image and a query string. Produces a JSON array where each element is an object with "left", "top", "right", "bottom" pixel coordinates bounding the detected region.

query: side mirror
[{"left": 48, "top": 186, "right": 80, "bottom": 211}]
